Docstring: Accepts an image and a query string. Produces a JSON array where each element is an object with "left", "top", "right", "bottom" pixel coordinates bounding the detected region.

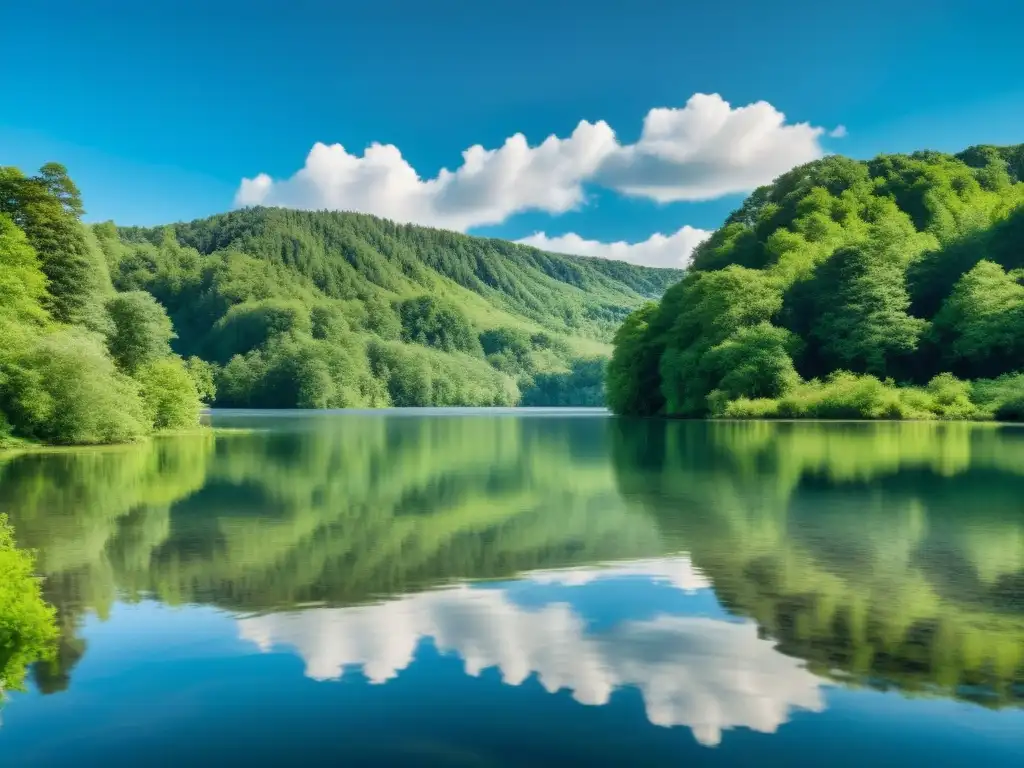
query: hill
[
  {"left": 607, "top": 143, "right": 1024, "bottom": 420},
  {"left": 107, "top": 207, "right": 683, "bottom": 409}
]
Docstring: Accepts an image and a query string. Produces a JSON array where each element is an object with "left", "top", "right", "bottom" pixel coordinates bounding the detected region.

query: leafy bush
[
  {"left": 135, "top": 357, "right": 202, "bottom": 429},
  {"left": 105, "top": 290, "right": 175, "bottom": 372},
  {"left": 0, "top": 327, "right": 150, "bottom": 444}
]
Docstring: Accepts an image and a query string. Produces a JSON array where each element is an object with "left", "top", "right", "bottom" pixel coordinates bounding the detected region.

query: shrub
[
  {"left": 135, "top": 357, "right": 202, "bottom": 430},
  {"left": 0, "top": 327, "right": 149, "bottom": 444}
]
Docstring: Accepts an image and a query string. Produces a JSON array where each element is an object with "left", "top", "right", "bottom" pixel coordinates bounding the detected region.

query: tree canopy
[{"left": 607, "top": 143, "right": 1024, "bottom": 420}]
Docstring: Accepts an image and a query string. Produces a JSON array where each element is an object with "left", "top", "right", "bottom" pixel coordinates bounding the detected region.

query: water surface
[{"left": 1, "top": 411, "right": 1023, "bottom": 766}]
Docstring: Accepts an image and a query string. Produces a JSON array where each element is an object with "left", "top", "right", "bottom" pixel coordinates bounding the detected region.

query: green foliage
[
  {"left": 520, "top": 358, "right": 606, "bottom": 407},
  {"left": 368, "top": 340, "right": 517, "bottom": 407},
  {"left": 184, "top": 356, "right": 218, "bottom": 403},
  {"left": 0, "top": 164, "right": 204, "bottom": 446},
  {"left": 658, "top": 267, "right": 783, "bottom": 416},
  {"left": 0, "top": 327, "right": 150, "bottom": 445},
  {"left": 105, "top": 207, "right": 681, "bottom": 409},
  {"left": 105, "top": 290, "right": 176, "bottom": 373},
  {"left": 0, "top": 214, "right": 49, "bottom": 327},
  {"left": 0, "top": 514, "right": 57, "bottom": 694},
  {"left": 205, "top": 298, "right": 312, "bottom": 363},
  {"left": 606, "top": 304, "right": 666, "bottom": 416},
  {"left": 929, "top": 260, "right": 1024, "bottom": 377},
  {"left": 398, "top": 295, "right": 481, "bottom": 354},
  {"left": 610, "top": 143, "right": 1024, "bottom": 420},
  {"left": 704, "top": 322, "right": 801, "bottom": 403},
  {"left": 0, "top": 164, "right": 111, "bottom": 332},
  {"left": 804, "top": 242, "right": 926, "bottom": 378},
  {"left": 135, "top": 357, "right": 202, "bottom": 430}
]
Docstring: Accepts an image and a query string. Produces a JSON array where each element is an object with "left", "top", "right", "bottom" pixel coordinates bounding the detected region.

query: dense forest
[
  {"left": 0, "top": 165, "right": 205, "bottom": 446},
  {"left": 109, "top": 208, "right": 678, "bottom": 410},
  {"left": 607, "top": 143, "right": 1024, "bottom": 420},
  {"left": 0, "top": 165, "right": 681, "bottom": 446}
]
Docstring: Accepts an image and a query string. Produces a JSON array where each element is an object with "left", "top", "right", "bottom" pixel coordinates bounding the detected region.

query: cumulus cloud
[
  {"left": 238, "top": 557, "right": 824, "bottom": 746},
  {"left": 829, "top": 125, "right": 848, "bottom": 139},
  {"left": 235, "top": 93, "right": 828, "bottom": 234},
  {"left": 517, "top": 225, "right": 712, "bottom": 269}
]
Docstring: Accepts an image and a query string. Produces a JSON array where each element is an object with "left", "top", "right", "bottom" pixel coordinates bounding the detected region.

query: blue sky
[{"left": 4, "top": 0, "right": 1023, "bottom": 267}]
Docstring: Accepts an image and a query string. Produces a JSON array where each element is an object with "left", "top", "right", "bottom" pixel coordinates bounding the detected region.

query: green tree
[
  {"left": 135, "top": 357, "right": 202, "bottom": 430},
  {"left": 105, "top": 290, "right": 176, "bottom": 373},
  {"left": 0, "top": 164, "right": 110, "bottom": 330},
  {"left": 0, "top": 213, "right": 49, "bottom": 327},
  {"left": 398, "top": 295, "right": 481, "bottom": 355},
  {"left": 0, "top": 328, "right": 150, "bottom": 445},
  {"left": 605, "top": 303, "right": 665, "bottom": 416},
  {"left": 808, "top": 243, "right": 926, "bottom": 378},
  {"left": 929, "top": 260, "right": 1024, "bottom": 377}
]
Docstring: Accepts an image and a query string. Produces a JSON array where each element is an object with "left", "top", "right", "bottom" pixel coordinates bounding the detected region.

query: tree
[
  {"left": 703, "top": 322, "right": 801, "bottom": 405},
  {"left": 398, "top": 295, "right": 481, "bottom": 355},
  {"left": 808, "top": 243, "right": 926, "bottom": 379},
  {"left": 930, "top": 260, "right": 1024, "bottom": 377},
  {"left": 0, "top": 165, "right": 110, "bottom": 329},
  {"left": 184, "top": 356, "right": 218, "bottom": 403},
  {"left": 605, "top": 304, "right": 665, "bottom": 416},
  {"left": 105, "top": 291, "right": 176, "bottom": 373},
  {"left": 135, "top": 357, "right": 202, "bottom": 430},
  {"left": 0, "top": 213, "right": 48, "bottom": 326},
  {"left": 658, "top": 267, "right": 783, "bottom": 416}
]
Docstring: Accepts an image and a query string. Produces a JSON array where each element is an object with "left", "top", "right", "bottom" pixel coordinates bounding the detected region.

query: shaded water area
[{"left": 1, "top": 410, "right": 1023, "bottom": 766}]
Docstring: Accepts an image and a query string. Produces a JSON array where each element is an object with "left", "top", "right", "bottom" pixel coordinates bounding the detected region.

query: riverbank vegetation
[
  {"left": 0, "top": 165, "right": 206, "bottom": 446},
  {"left": 607, "top": 143, "right": 1024, "bottom": 420}
]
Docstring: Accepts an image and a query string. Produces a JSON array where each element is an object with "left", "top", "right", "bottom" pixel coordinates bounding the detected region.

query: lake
[{"left": 1, "top": 410, "right": 1023, "bottom": 766}]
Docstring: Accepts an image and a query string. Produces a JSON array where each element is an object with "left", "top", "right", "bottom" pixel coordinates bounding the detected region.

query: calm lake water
[{"left": 1, "top": 410, "right": 1023, "bottom": 766}]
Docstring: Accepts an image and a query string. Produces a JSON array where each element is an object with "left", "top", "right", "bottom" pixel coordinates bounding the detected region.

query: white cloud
[
  {"left": 235, "top": 93, "right": 828, "bottom": 234},
  {"left": 829, "top": 125, "right": 848, "bottom": 139},
  {"left": 238, "top": 557, "right": 824, "bottom": 747},
  {"left": 517, "top": 225, "right": 712, "bottom": 269}
]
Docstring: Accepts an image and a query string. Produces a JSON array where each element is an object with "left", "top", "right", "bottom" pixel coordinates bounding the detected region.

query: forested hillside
[
  {"left": 607, "top": 143, "right": 1024, "bottom": 420},
  {"left": 105, "top": 207, "right": 681, "bottom": 410},
  {"left": 0, "top": 164, "right": 204, "bottom": 446}
]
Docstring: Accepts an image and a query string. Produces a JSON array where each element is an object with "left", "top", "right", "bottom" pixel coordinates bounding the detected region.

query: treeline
[
  {"left": 0, "top": 165, "right": 206, "bottom": 446},
  {"left": 608, "top": 143, "right": 1024, "bottom": 420},
  {"left": 103, "top": 207, "right": 661, "bottom": 411}
]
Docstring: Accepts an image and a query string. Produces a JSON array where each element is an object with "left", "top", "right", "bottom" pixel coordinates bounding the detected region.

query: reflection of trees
[
  {"left": 0, "top": 416, "right": 665, "bottom": 690},
  {"left": 612, "top": 419, "right": 1024, "bottom": 707},
  {"left": 0, "top": 514, "right": 58, "bottom": 701},
  {"left": 7, "top": 415, "right": 1022, "bottom": 710}
]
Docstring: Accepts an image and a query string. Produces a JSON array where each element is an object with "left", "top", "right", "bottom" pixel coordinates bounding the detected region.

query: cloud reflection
[{"left": 238, "top": 558, "right": 824, "bottom": 746}]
